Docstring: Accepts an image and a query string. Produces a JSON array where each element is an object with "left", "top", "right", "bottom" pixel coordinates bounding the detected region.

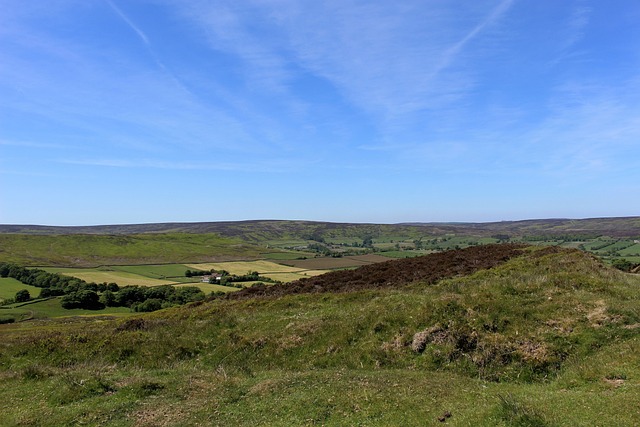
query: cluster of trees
[
  {"left": 0, "top": 263, "right": 114, "bottom": 298},
  {"left": 611, "top": 259, "right": 640, "bottom": 273},
  {"left": 219, "top": 271, "right": 277, "bottom": 286},
  {"left": 0, "top": 262, "right": 204, "bottom": 312},
  {"left": 184, "top": 268, "right": 224, "bottom": 278},
  {"left": 63, "top": 284, "right": 205, "bottom": 312},
  {"left": 185, "top": 268, "right": 279, "bottom": 286}
]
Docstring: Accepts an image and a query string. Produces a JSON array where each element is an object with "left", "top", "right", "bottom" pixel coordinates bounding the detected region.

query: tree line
[
  {"left": 185, "top": 268, "right": 279, "bottom": 286},
  {"left": 0, "top": 262, "right": 204, "bottom": 312}
]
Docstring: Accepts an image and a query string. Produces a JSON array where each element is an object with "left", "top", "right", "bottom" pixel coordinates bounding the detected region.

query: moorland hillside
[
  {"left": 2, "top": 245, "right": 640, "bottom": 425},
  {"left": 1, "top": 216, "right": 640, "bottom": 238}
]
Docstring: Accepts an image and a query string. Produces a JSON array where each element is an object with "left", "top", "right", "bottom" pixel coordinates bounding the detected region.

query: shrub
[{"left": 15, "top": 289, "right": 31, "bottom": 302}]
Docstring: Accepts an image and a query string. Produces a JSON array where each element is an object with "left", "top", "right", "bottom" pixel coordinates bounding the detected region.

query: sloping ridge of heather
[{"left": 228, "top": 243, "right": 527, "bottom": 299}]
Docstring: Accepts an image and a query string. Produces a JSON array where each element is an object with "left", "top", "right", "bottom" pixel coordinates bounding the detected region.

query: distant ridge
[{"left": 0, "top": 216, "right": 639, "bottom": 238}]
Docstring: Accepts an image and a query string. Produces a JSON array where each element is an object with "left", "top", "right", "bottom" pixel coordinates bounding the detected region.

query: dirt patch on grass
[
  {"left": 411, "top": 326, "right": 449, "bottom": 353},
  {"left": 587, "top": 300, "right": 611, "bottom": 327},
  {"left": 227, "top": 244, "right": 526, "bottom": 300}
]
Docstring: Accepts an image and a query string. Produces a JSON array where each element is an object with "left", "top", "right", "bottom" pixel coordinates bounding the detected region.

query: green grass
[
  {"left": 0, "top": 297, "right": 132, "bottom": 321},
  {"left": 262, "top": 252, "right": 315, "bottom": 260},
  {"left": 591, "top": 239, "right": 636, "bottom": 254},
  {"left": 1, "top": 248, "right": 640, "bottom": 425},
  {"left": 378, "top": 250, "right": 433, "bottom": 258},
  {"left": 110, "top": 263, "right": 195, "bottom": 279},
  {"left": 43, "top": 267, "right": 180, "bottom": 286},
  {"left": 0, "top": 233, "right": 268, "bottom": 267},
  {"left": 581, "top": 239, "right": 616, "bottom": 251},
  {"left": 175, "top": 282, "right": 240, "bottom": 294},
  {"left": 0, "top": 277, "right": 42, "bottom": 302},
  {"left": 618, "top": 243, "right": 640, "bottom": 256}
]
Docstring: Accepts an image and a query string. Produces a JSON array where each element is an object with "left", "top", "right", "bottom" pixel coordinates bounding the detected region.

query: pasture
[
  {"left": 175, "top": 282, "right": 240, "bottom": 294},
  {"left": 262, "top": 252, "right": 314, "bottom": 260},
  {"left": 378, "top": 250, "right": 433, "bottom": 258},
  {"left": 619, "top": 243, "right": 640, "bottom": 256},
  {"left": 257, "top": 271, "right": 327, "bottom": 282},
  {"left": 0, "top": 297, "right": 132, "bottom": 321},
  {"left": 185, "top": 260, "right": 303, "bottom": 275},
  {"left": 109, "top": 264, "right": 197, "bottom": 282},
  {"left": 0, "top": 278, "right": 42, "bottom": 302},
  {"left": 43, "top": 268, "right": 179, "bottom": 287},
  {"left": 282, "top": 254, "right": 392, "bottom": 270},
  {"left": 185, "top": 260, "right": 330, "bottom": 283}
]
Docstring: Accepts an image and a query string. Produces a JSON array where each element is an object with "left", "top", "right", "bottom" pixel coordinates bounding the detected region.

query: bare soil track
[{"left": 227, "top": 243, "right": 527, "bottom": 300}]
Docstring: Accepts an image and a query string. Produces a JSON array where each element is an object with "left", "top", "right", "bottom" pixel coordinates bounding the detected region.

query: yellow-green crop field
[
  {"left": 174, "top": 282, "right": 239, "bottom": 293},
  {"left": 186, "top": 260, "right": 302, "bottom": 274},
  {"left": 43, "top": 268, "right": 179, "bottom": 287},
  {"left": 264, "top": 270, "right": 329, "bottom": 282},
  {"left": 185, "top": 260, "right": 329, "bottom": 283}
]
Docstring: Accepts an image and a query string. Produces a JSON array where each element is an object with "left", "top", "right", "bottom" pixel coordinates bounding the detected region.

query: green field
[
  {"left": 175, "top": 282, "right": 240, "bottom": 294},
  {"left": 378, "top": 250, "right": 433, "bottom": 258},
  {"left": 184, "top": 260, "right": 329, "bottom": 283},
  {"left": 109, "top": 264, "right": 200, "bottom": 283},
  {"left": 262, "top": 252, "right": 315, "bottom": 260},
  {"left": 619, "top": 243, "right": 640, "bottom": 256},
  {"left": 593, "top": 240, "right": 636, "bottom": 253},
  {"left": 182, "top": 260, "right": 326, "bottom": 281},
  {"left": 0, "top": 277, "right": 42, "bottom": 302},
  {"left": 0, "top": 297, "right": 132, "bottom": 321},
  {"left": 185, "top": 260, "right": 308, "bottom": 275},
  {"left": 43, "top": 268, "right": 179, "bottom": 287}
]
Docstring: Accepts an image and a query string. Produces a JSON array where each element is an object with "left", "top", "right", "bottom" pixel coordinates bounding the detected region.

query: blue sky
[{"left": 1, "top": 0, "right": 639, "bottom": 225}]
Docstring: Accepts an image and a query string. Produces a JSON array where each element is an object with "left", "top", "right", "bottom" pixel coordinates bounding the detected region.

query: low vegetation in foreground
[{"left": 1, "top": 245, "right": 640, "bottom": 426}]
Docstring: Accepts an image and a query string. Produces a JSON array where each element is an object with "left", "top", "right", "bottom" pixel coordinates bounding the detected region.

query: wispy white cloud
[
  {"left": 177, "top": 1, "right": 293, "bottom": 93},
  {"left": 0, "top": 139, "right": 74, "bottom": 150},
  {"left": 56, "top": 156, "right": 316, "bottom": 173},
  {"left": 547, "top": 1, "right": 592, "bottom": 68},
  {"left": 563, "top": 3, "right": 591, "bottom": 51},
  {"left": 172, "top": 0, "right": 516, "bottom": 157}
]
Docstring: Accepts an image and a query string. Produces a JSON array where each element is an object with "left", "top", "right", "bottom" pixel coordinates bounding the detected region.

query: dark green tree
[
  {"left": 15, "top": 289, "right": 31, "bottom": 302},
  {"left": 61, "top": 290, "right": 104, "bottom": 310},
  {"left": 612, "top": 258, "right": 633, "bottom": 272},
  {"left": 99, "top": 290, "right": 116, "bottom": 307},
  {"left": 134, "top": 298, "right": 163, "bottom": 312}
]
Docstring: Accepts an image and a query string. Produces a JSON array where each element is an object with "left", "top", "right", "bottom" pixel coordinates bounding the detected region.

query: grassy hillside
[
  {"left": 0, "top": 233, "right": 268, "bottom": 267},
  {"left": 1, "top": 246, "right": 639, "bottom": 425}
]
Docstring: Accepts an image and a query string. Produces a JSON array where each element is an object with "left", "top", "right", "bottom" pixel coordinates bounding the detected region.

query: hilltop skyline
[{"left": 1, "top": 1, "right": 639, "bottom": 225}]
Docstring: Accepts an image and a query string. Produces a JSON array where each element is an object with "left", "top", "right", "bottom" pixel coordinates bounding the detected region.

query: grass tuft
[{"left": 497, "top": 393, "right": 549, "bottom": 427}]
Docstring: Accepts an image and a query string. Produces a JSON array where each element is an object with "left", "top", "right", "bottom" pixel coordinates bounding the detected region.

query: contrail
[
  {"left": 103, "top": 0, "right": 196, "bottom": 98},
  {"left": 432, "top": 0, "right": 514, "bottom": 77},
  {"left": 104, "top": 0, "right": 150, "bottom": 45}
]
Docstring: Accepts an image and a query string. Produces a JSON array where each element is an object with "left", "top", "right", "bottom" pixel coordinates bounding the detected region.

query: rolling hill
[
  {"left": 1, "top": 245, "right": 640, "bottom": 425},
  {"left": 2, "top": 216, "right": 640, "bottom": 238}
]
